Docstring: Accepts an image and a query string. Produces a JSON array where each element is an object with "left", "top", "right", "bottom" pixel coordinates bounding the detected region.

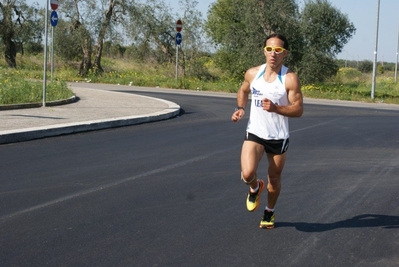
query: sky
[{"left": 29, "top": 0, "right": 399, "bottom": 63}]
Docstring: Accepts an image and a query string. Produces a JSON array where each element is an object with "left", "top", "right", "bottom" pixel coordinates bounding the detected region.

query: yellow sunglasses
[{"left": 264, "top": 46, "right": 286, "bottom": 54}]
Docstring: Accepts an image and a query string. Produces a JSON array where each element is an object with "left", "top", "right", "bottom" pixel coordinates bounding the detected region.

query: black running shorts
[{"left": 245, "top": 132, "right": 289, "bottom": 155}]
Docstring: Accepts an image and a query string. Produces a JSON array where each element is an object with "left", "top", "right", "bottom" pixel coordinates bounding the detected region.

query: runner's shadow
[{"left": 277, "top": 214, "right": 399, "bottom": 232}]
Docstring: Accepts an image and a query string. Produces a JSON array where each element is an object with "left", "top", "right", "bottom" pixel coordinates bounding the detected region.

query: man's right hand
[{"left": 232, "top": 109, "right": 245, "bottom": 122}]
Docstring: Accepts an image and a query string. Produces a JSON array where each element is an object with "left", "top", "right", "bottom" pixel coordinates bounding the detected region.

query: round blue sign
[
  {"left": 176, "top": 32, "right": 182, "bottom": 45},
  {"left": 50, "top": 11, "right": 58, "bottom": 27}
]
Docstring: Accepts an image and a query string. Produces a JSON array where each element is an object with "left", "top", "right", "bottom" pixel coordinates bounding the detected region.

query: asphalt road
[{"left": 1, "top": 89, "right": 398, "bottom": 267}]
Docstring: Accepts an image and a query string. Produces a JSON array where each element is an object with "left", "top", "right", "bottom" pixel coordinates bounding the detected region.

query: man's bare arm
[
  {"left": 262, "top": 71, "right": 303, "bottom": 118},
  {"left": 232, "top": 67, "right": 257, "bottom": 122}
]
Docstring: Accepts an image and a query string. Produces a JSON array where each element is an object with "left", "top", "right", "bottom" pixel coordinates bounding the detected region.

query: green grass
[
  {"left": 1, "top": 55, "right": 399, "bottom": 105},
  {"left": 302, "top": 68, "right": 399, "bottom": 104},
  {"left": 0, "top": 67, "right": 73, "bottom": 105}
]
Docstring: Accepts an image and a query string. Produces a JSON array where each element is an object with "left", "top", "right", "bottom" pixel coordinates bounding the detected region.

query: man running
[{"left": 231, "top": 33, "right": 303, "bottom": 229}]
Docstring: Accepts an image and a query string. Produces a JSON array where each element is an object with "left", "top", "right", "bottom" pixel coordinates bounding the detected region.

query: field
[{"left": 1, "top": 54, "right": 399, "bottom": 105}]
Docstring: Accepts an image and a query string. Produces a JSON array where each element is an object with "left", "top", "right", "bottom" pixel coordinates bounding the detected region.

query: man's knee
[{"left": 241, "top": 171, "right": 256, "bottom": 185}]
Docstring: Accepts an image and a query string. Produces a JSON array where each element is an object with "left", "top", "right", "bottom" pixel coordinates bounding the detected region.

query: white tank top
[{"left": 246, "top": 64, "right": 290, "bottom": 140}]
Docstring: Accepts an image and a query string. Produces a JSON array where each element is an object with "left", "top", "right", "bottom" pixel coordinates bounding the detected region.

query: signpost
[
  {"left": 50, "top": 0, "right": 59, "bottom": 10},
  {"left": 50, "top": 11, "right": 58, "bottom": 27},
  {"left": 176, "top": 19, "right": 182, "bottom": 32},
  {"left": 175, "top": 32, "right": 182, "bottom": 46},
  {"left": 50, "top": 10, "right": 58, "bottom": 80},
  {"left": 43, "top": 0, "right": 59, "bottom": 107},
  {"left": 175, "top": 20, "right": 182, "bottom": 81}
]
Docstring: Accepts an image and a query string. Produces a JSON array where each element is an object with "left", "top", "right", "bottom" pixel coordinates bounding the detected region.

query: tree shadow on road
[{"left": 277, "top": 214, "right": 399, "bottom": 232}]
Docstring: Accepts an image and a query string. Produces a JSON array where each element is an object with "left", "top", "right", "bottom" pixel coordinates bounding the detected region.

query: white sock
[
  {"left": 265, "top": 206, "right": 275, "bottom": 212},
  {"left": 250, "top": 183, "right": 259, "bottom": 193}
]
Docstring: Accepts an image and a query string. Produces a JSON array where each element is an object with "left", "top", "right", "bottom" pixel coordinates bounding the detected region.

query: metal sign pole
[
  {"left": 175, "top": 45, "right": 178, "bottom": 81},
  {"left": 51, "top": 26, "right": 54, "bottom": 81},
  {"left": 175, "top": 20, "right": 182, "bottom": 84},
  {"left": 42, "top": 0, "right": 49, "bottom": 107}
]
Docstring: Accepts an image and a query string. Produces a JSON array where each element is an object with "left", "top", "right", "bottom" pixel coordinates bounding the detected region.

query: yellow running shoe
[
  {"left": 259, "top": 210, "right": 275, "bottom": 229},
  {"left": 246, "top": 180, "right": 265, "bottom": 212}
]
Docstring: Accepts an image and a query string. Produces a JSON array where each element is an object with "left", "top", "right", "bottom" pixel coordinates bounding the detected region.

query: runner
[{"left": 231, "top": 33, "right": 303, "bottom": 229}]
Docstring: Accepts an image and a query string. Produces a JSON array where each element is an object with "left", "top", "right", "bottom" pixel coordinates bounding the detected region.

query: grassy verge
[
  {"left": 302, "top": 68, "right": 399, "bottom": 104},
  {"left": 1, "top": 54, "right": 399, "bottom": 105},
  {"left": 0, "top": 68, "right": 73, "bottom": 105}
]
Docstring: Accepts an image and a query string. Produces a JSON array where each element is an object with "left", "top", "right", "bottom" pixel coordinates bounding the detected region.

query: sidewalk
[{"left": 0, "top": 86, "right": 180, "bottom": 144}]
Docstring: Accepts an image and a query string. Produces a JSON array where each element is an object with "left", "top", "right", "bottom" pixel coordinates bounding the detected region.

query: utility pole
[
  {"left": 395, "top": 22, "right": 399, "bottom": 83},
  {"left": 371, "top": 0, "right": 380, "bottom": 100}
]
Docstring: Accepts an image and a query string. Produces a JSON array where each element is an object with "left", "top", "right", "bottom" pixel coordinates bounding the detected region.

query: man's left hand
[{"left": 262, "top": 98, "right": 276, "bottom": 112}]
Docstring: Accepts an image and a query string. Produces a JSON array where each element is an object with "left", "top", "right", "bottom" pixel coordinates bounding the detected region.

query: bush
[
  {"left": 24, "top": 42, "right": 43, "bottom": 55},
  {"left": 358, "top": 60, "right": 373, "bottom": 73},
  {"left": 377, "top": 64, "right": 384, "bottom": 74}
]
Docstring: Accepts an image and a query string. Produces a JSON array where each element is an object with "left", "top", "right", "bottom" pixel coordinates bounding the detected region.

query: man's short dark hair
[{"left": 265, "top": 33, "right": 289, "bottom": 50}]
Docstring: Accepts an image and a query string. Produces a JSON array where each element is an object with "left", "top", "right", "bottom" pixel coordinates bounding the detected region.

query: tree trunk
[
  {"left": 92, "top": 0, "right": 115, "bottom": 73},
  {"left": 79, "top": 46, "right": 92, "bottom": 76},
  {"left": 4, "top": 38, "right": 17, "bottom": 68},
  {"left": 1, "top": 2, "right": 17, "bottom": 68},
  {"left": 79, "top": 30, "right": 93, "bottom": 76}
]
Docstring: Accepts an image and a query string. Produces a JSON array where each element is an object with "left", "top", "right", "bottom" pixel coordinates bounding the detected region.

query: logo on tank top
[
  {"left": 267, "top": 86, "right": 284, "bottom": 99},
  {"left": 252, "top": 87, "right": 263, "bottom": 96}
]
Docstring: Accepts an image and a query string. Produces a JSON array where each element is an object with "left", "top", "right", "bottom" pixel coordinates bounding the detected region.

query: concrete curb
[
  {"left": 0, "top": 98, "right": 180, "bottom": 144},
  {"left": 0, "top": 95, "right": 78, "bottom": 111}
]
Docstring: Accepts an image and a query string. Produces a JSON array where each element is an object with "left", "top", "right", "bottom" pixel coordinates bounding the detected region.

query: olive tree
[
  {"left": 205, "top": 0, "right": 355, "bottom": 83},
  {"left": 205, "top": 0, "right": 301, "bottom": 79},
  {"left": 299, "top": 0, "right": 356, "bottom": 83},
  {"left": 55, "top": 0, "right": 134, "bottom": 75},
  {"left": 0, "top": 0, "right": 42, "bottom": 68}
]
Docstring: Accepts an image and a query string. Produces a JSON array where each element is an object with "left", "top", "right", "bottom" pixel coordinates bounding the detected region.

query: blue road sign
[
  {"left": 176, "top": 32, "right": 182, "bottom": 45},
  {"left": 50, "top": 11, "right": 58, "bottom": 27}
]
